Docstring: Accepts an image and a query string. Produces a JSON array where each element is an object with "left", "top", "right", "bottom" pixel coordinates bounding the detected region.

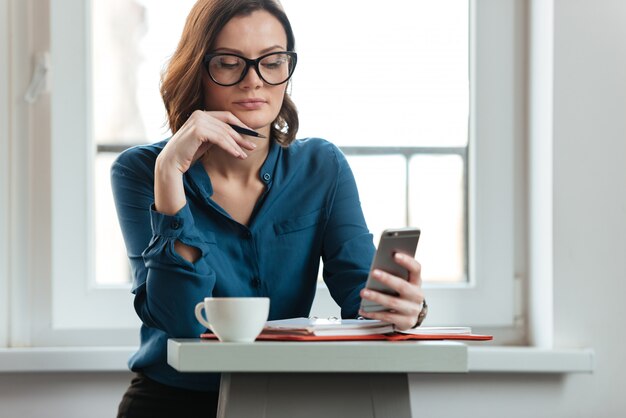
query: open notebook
[
  {"left": 262, "top": 317, "right": 395, "bottom": 336},
  {"left": 200, "top": 317, "right": 493, "bottom": 341}
]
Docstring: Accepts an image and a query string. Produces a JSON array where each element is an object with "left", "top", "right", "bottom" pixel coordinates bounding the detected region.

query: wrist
[
  {"left": 154, "top": 155, "right": 186, "bottom": 216},
  {"left": 155, "top": 152, "right": 183, "bottom": 176}
]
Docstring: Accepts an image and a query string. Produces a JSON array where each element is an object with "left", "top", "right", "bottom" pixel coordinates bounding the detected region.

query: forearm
[{"left": 154, "top": 156, "right": 201, "bottom": 262}]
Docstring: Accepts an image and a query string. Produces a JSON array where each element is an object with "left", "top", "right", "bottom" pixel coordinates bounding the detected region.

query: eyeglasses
[{"left": 203, "top": 51, "right": 297, "bottom": 87}]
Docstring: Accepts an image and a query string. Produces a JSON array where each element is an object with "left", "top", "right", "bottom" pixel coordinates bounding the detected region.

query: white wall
[
  {"left": 0, "top": 372, "right": 132, "bottom": 418},
  {"left": 552, "top": 0, "right": 626, "bottom": 414},
  {"left": 1, "top": 1, "right": 625, "bottom": 417}
]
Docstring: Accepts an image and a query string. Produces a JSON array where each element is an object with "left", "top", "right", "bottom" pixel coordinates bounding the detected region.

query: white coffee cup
[{"left": 194, "top": 297, "right": 270, "bottom": 343}]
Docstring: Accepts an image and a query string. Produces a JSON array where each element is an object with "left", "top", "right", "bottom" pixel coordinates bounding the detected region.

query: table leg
[{"left": 217, "top": 372, "right": 411, "bottom": 418}]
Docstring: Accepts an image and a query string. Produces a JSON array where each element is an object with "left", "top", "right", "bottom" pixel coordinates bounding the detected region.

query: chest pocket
[{"left": 274, "top": 208, "right": 325, "bottom": 235}]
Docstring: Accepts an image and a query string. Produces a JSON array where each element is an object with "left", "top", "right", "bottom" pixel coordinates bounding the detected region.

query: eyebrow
[{"left": 212, "top": 45, "right": 286, "bottom": 55}]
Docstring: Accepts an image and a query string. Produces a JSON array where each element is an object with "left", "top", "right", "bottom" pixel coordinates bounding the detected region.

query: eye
[
  {"left": 213, "top": 56, "right": 243, "bottom": 70},
  {"left": 261, "top": 55, "right": 288, "bottom": 70}
]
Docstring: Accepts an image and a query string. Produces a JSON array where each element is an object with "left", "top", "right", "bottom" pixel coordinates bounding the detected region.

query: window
[
  {"left": 5, "top": 0, "right": 523, "bottom": 347},
  {"left": 92, "top": 0, "right": 469, "bottom": 286}
]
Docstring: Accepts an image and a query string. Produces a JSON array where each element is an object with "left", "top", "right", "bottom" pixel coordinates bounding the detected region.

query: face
[{"left": 203, "top": 10, "right": 290, "bottom": 132}]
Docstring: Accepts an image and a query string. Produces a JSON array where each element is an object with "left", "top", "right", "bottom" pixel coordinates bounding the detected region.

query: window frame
[
  {"left": 421, "top": 0, "right": 523, "bottom": 326},
  {"left": 0, "top": 0, "right": 10, "bottom": 348},
  {"left": 5, "top": 0, "right": 525, "bottom": 348}
]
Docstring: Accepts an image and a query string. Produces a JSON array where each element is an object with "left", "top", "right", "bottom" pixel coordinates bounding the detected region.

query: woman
[{"left": 112, "top": 0, "right": 426, "bottom": 416}]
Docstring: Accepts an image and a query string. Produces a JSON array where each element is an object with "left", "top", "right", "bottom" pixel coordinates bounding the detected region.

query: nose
[{"left": 238, "top": 64, "right": 264, "bottom": 90}]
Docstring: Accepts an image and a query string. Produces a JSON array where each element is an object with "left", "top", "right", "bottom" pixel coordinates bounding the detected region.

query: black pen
[{"left": 228, "top": 123, "right": 266, "bottom": 138}]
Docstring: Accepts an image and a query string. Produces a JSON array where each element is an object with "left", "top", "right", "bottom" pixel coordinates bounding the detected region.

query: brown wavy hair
[{"left": 160, "top": 0, "right": 299, "bottom": 145}]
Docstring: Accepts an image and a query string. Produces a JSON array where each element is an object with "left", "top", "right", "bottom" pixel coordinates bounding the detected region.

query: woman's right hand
[
  {"left": 154, "top": 110, "right": 257, "bottom": 216},
  {"left": 157, "top": 110, "right": 257, "bottom": 175}
]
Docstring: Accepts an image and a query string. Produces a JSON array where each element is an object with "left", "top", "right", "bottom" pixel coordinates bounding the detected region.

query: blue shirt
[{"left": 111, "top": 137, "right": 375, "bottom": 391}]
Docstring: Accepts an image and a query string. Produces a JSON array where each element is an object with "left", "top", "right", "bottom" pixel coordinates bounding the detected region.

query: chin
[{"left": 237, "top": 113, "right": 275, "bottom": 131}]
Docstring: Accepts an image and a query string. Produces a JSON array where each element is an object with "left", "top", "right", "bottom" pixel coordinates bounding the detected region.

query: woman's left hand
[{"left": 358, "top": 253, "right": 425, "bottom": 331}]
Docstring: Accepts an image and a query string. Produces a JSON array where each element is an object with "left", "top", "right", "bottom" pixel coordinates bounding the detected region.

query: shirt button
[
  {"left": 171, "top": 221, "right": 181, "bottom": 229},
  {"left": 244, "top": 230, "right": 252, "bottom": 239},
  {"left": 251, "top": 278, "right": 261, "bottom": 288},
  {"left": 262, "top": 173, "right": 271, "bottom": 182}
]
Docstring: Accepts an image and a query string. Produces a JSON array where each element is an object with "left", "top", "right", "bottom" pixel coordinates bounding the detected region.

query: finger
[
  {"left": 180, "top": 111, "right": 245, "bottom": 158},
  {"left": 225, "top": 125, "right": 258, "bottom": 151},
  {"left": 196, "top": 111, "right": 260, "bottom": 158},
  {"left": 393, "top": 253, "right": 422, "bottom": 287},
  {"left": 203, "top": 124, "right": 247, "bottom": 159},
  {"left": 369, "top": 269, "right": 420, "bottom": 300},
  {"left": 203, "top": 113, "right": 258, "bottom": 151},
  {"left": 359, "top": 287, "right": 421, "bottom": 317},
  {"left": 368, "top": 269, "right": 425, "bottom": 307},
  {"left": 211, "top": 123, "right": 253, "bottom": 156},
  {"left": 358, "top": 308, "right": 415, "bottom": 331}
]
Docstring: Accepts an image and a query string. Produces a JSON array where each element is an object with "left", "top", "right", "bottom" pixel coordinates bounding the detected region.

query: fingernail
[
  {"left": 372, "top": 270, "right": 382, "bottom": 278},
  {"left": 249, "top": 142, "right": 257, "bottom": 148},
  {"left": 362, "top": 289, "right": 371, "bottom": 297},
  {"left": 395, "top": 253, "right": 405, "bottom": 260}
]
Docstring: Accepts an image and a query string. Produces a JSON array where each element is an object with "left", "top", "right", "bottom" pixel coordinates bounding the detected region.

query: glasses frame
[{"left": 203, "top": 51, "right": 298, "bottom": 87}]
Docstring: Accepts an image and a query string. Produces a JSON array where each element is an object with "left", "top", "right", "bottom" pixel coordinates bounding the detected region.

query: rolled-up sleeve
[
  {"left": 111, "top": 148, "right": 216, "bottom": 338},
  {"left": 143, "top": 203, "right": 214, "bottom": 274}
]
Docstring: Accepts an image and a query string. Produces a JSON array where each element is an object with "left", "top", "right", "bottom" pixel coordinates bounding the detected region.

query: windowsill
[
  {"left": 0, "top": 347, "right": 137, "bottom": 373},
  {"left": 468, "top": 346, "right": 594, "bottom": 373},
  {"left": 0, "top": 345, "right": 594, "bottom": 374}
]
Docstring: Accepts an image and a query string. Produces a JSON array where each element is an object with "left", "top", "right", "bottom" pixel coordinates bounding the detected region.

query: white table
[{"left": 168, "top": 339, "right": 468, "bottom": 418}]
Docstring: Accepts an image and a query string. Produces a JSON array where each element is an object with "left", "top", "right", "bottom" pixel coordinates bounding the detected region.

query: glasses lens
[
  {"left": 208, "top": 55, "right": 246, "bottom": 85},
  {"left": 258, "top": 53, "right": 295, "bottom": 85}
]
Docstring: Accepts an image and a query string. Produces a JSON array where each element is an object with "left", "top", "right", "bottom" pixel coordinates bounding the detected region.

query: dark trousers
[{"left": 117, "top": 373, "right": 219, "bottom": 418}]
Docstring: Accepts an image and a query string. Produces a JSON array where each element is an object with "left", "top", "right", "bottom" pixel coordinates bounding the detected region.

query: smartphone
[{"left": 359, "top": 227, "right": 421, "bottom": 313}]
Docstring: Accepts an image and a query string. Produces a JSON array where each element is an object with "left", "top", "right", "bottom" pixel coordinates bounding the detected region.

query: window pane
[
  {"left": 347, "top": 155, "right": 407, "bottom": 243},
  {"left": 409, "top": 155, "right": 465, "bottom": 282},
  {"left": 283, "top": 0, "right": 469, "bottom": 147},
  {"left": 91, "top": 0, "right": 195, "bottom": 145}
]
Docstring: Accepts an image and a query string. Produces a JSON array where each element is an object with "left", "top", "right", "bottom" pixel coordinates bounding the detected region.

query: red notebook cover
[{"left": 200, "top": 332, "right": 493, "bottom": 342}]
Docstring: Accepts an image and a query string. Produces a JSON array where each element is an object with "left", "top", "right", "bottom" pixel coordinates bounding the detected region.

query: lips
[{"left": 233, "top": 98, "right": 267, "bottom": 110}]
